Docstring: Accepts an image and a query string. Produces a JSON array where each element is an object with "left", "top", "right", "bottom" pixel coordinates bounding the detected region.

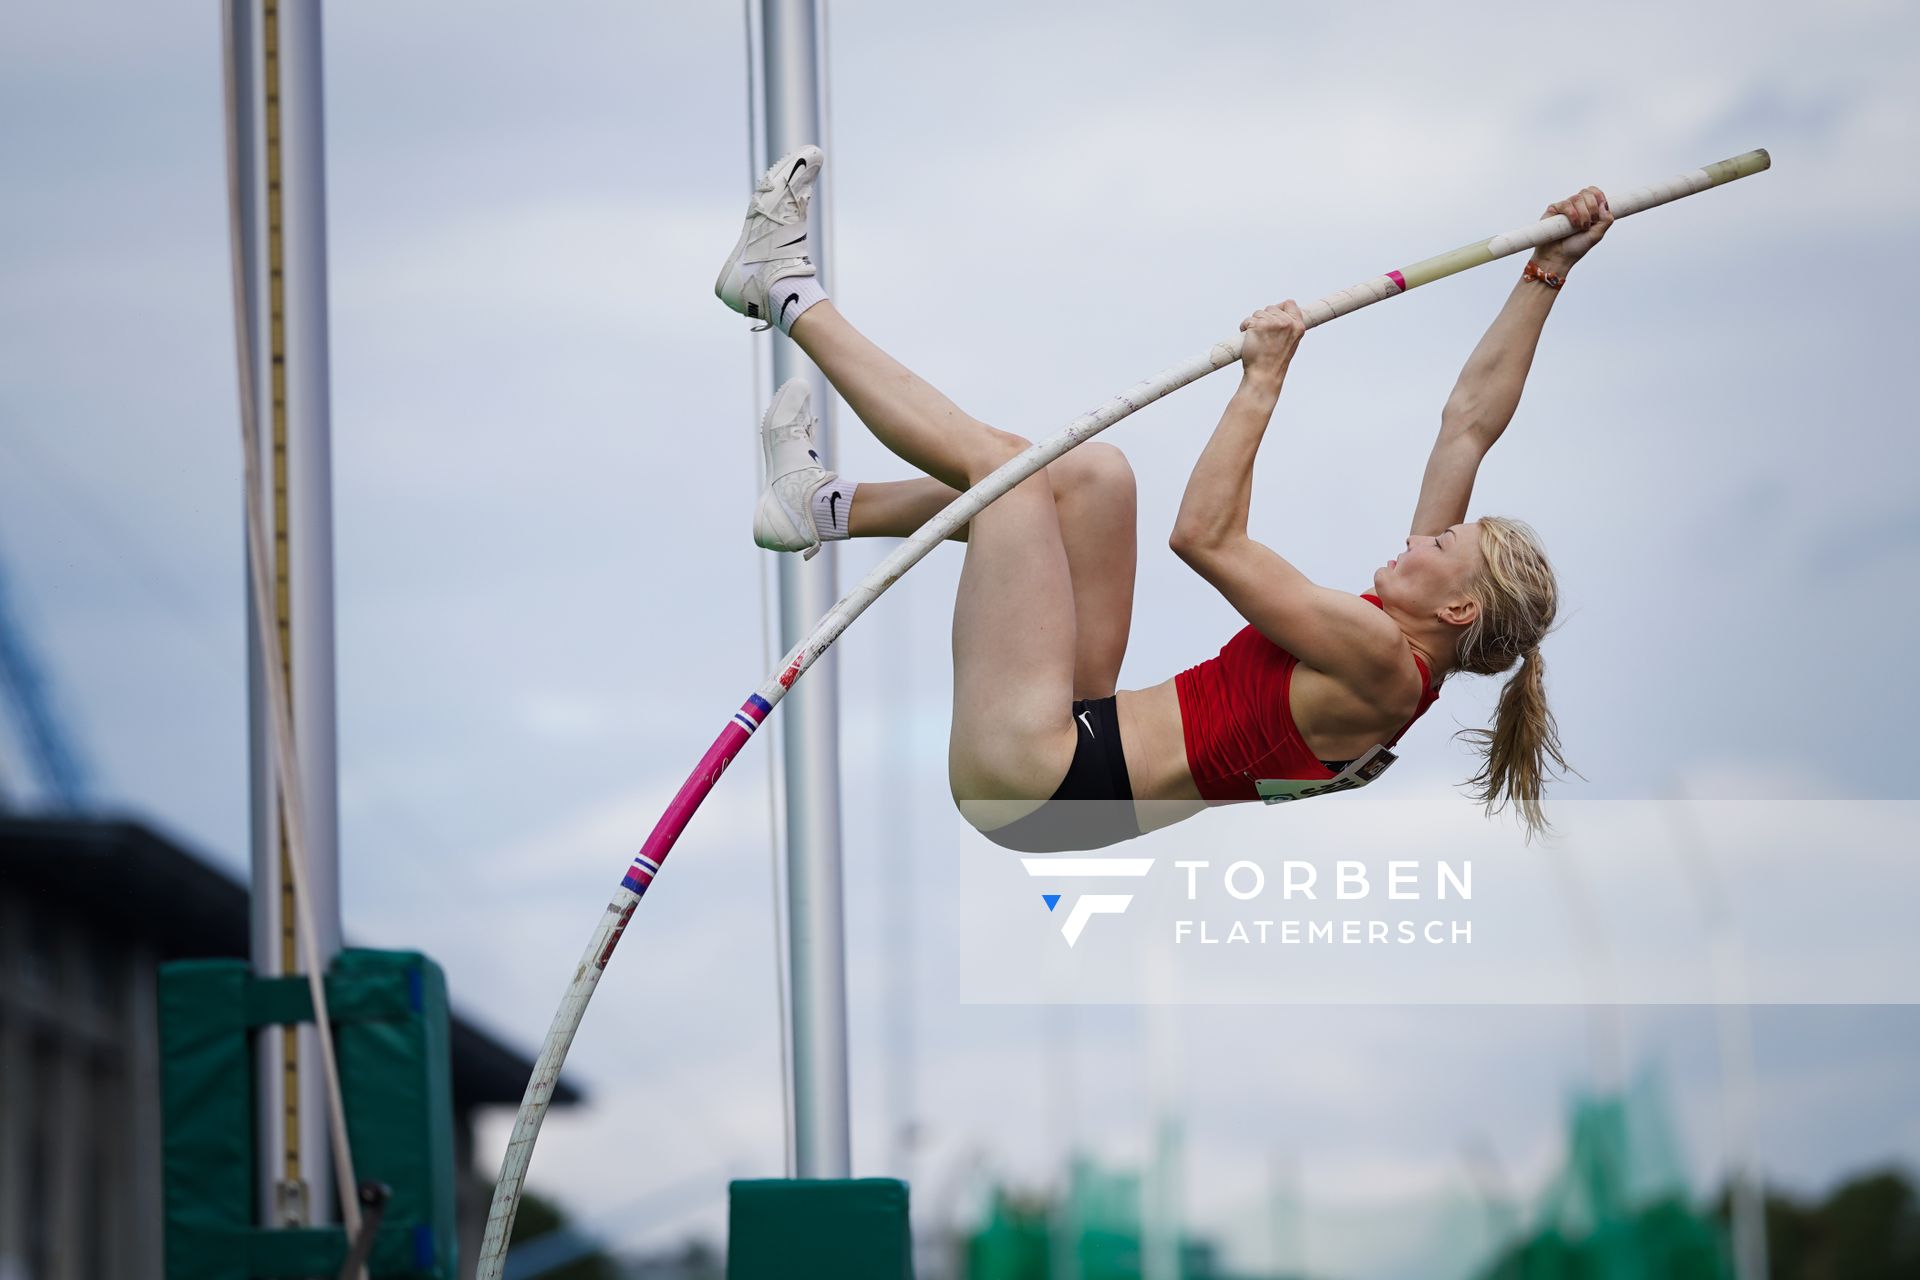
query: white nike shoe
[
  {"left": 716, "top": 145, "right": 824, "bottom": 328},
  {"left": 753, "top": 376, "right": 839, "bottom": 560}
]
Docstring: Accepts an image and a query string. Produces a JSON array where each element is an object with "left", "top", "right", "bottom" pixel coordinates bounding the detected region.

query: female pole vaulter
[{"left": 718, "top": 147, "right": 1610, "bottom": 851}]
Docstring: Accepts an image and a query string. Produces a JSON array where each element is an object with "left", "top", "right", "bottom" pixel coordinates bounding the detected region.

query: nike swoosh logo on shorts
[{"left": 1077, "top": 709, "right": 1095, "bottom": 738}]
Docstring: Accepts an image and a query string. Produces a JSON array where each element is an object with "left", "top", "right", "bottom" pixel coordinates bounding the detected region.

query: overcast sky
[{"left": 3, "top": 2, "right": 1918, "bottom": 1275}]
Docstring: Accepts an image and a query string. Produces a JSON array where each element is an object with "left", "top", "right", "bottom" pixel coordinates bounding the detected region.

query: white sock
[
  {"left": 771, "top": 275, "right": 828, "bottom": 334},
  {"left": 809, "top": 477, "right": 857, "bottom": 542}
]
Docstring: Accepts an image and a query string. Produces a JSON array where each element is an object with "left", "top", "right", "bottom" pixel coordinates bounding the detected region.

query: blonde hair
[{"left": 1452, "top": 516, "right": 1570, "bottom": 840}]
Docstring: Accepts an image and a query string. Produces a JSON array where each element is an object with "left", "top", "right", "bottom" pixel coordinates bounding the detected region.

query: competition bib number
[{"left": 1254, "top": 744, "right": 1398, "bottom": 805}]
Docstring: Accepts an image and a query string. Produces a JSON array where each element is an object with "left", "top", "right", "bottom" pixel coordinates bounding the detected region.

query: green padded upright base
[
  {"left": 727, "top": 1178, "right": 913, "bottom": 1280},
  {"left": 159, "top": 950, "right": 457, "bottom": 1279}
]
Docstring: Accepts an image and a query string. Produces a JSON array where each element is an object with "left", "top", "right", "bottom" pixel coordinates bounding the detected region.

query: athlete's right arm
[
  {"left": 1174, "top": 303, "right": 1304, "bottom": 551},
  {"left": 1174, "top": 304, "right": 1404, "bottom": 687}
]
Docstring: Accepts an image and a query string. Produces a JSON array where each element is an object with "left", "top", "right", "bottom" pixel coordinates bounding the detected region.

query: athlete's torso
[{"left": 1167, "top": 592, "right": 1439, "bottom": 804}]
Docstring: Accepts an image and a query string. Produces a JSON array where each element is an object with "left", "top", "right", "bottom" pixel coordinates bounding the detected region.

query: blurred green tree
[{"left": 1716, "top": 1166, "right": 1920, "bottom": 1279}]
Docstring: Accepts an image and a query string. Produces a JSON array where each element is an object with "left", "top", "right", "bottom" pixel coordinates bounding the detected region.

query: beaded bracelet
[{"left": 1522, "top": 260, "right": 1565, "bottom": 290}]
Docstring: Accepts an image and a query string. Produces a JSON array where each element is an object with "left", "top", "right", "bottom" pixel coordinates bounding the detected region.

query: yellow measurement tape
[{"left": 261, "top": 0, "right": 302, "bottom": 1197}]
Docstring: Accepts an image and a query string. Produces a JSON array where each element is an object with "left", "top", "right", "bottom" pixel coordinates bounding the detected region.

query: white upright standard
[
  {"left": 229, "top": 0, "right": 345, "bottom": 1232},
  {"left": 757, "top": 0, "right": 854, "bottom": 1181}
]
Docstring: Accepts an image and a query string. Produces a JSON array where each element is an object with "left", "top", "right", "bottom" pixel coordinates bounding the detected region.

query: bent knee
[
  {"left": 964, "top": 425, "right": 1033, "bottom": 474},
  {"left": 983, "top": 426, "right": 1044, "bottom": 466},
  {"left": 955, "top": 425, "right": 1040, "bottom": 489},
  {"left": 1051, "top": 440, "right": 1135, "bottom": 498},
  {"left": 979, "top": 425, "right": 1033, "bottom": 454}
]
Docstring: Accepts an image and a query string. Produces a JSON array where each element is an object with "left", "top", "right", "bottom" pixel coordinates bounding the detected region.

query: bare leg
[
  {"left": 789, "top": 302, "right": 995, "bottom": 493},
  {"left": 788, "top": 302, "right": 1096, "bottom": 810},
  {"left": 845, "top": 477, "right": 969, "bottom": 540},
  {"left": 1048, "top": 444, "right": 1136, "bottom": 700},
  {"left": 847, "top": 450, "right": 1136, "bottom": 700}
]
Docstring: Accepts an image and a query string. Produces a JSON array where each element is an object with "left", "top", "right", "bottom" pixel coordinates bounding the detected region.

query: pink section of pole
[{"left": 626, "top": 695, "right": 771, "bottom": 898}]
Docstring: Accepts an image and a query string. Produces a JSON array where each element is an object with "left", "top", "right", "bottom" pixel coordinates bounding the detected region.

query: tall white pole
[
  {"left": 758, "top": 0, "right": 852, "bottom": 1179},
  {"left": 231, "top": 0, "right": 343, "bottom": 1230}
]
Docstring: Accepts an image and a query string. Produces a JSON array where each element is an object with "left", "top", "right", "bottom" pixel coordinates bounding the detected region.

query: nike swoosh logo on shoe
[
  {"left": 790, "top": 157, "right": 808, "bottom": 180},
  {"left": 777, "top": 235, "right": 807, "bottom": 248}
]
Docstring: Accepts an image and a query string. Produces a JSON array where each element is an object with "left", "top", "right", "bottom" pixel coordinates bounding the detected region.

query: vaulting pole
[{"left": 474, "top": 148, "right": 1771, "bottom": 1280}]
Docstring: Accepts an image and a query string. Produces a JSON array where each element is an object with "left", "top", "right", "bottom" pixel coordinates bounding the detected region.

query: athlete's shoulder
[{"left": 1339, "top": 590, "right": 1430, "bottom": 708}]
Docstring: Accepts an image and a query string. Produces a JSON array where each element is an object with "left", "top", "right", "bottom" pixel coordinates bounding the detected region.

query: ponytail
[
  {"left": 1457, "top": 645, "right": 1571, "bottom": 840},
  {"left": 1452, "top": 518, "right": 1571, "bottom": 841}
]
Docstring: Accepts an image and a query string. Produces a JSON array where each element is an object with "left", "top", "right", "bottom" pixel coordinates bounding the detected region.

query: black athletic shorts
[{"left": 980, "top": 695, "right": 1140, "bottom": 853}]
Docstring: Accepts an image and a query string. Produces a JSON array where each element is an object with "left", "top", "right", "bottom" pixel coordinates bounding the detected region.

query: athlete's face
[{"left": 1374, "top": 522, "right": 1484, "bottom": 619}]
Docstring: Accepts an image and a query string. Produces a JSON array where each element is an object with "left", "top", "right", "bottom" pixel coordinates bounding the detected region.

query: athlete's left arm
[
  {"left": 1172, "top": 303, "right": 1405, "bottom": 686},
  {"left": 1409, "top": 185, "right": 1611, "bottom": 536}
]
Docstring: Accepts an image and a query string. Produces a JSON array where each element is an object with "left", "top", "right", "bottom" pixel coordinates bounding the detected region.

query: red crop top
[{"left": 1173, "top": 593, "right": 1440, "bottom": 804}]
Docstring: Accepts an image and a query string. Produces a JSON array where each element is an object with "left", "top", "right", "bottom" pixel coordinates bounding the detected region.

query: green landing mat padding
[
  {"left": 728, "top": 1178, "right": 914, "bottom": 1280},
  {"left": 159, "top": 950, "right": 457, "bottom": 1279}
]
